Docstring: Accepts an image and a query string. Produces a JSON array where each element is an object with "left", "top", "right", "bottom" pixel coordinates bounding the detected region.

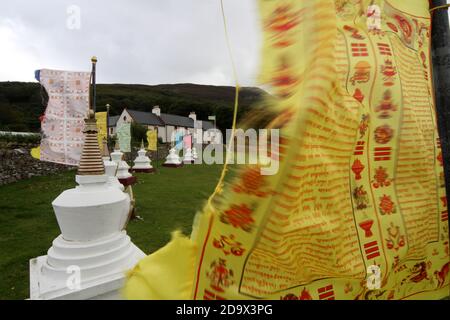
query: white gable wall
[
  {"left": 116, "top": 110, "right": 133, "bottom": 129},
  {"left": 157, "top": 126, "right": 166, "bottom": 143},
  {"left": 110, "top": 110, "right": 218, "bottom": 145}
]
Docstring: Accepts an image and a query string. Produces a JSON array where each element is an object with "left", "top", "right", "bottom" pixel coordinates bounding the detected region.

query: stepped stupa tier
[
  {"left": 77, "top": 112, "right": 105, "bottom": 176},
  {"left": 101, "top": 138, "right": 111, "bottom": 162},
  {"left": 29, "top": 110, "right": 144, "bottom": 300},
  {"left": 132, "top": 141, "right": 155, "bottom": 173},
  {"left": 163, "top": 147, "right": 182, "bottom": 168}
]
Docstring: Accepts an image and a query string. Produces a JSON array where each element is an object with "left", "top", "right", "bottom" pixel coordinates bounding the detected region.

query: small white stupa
[
  {"left": 101, "top": 139, "right": 123, "bottom": 191},
  {"left": 116, "top": 159, "right": 132, "bottom": 179},
  {"left": 183, "top": 147, "right": 194, "bottom": 164},
  {"left": 163, "top": 147, "right": 182, "bottom": 168},
  {"left": 110, "top": 140, "right": 123, "bottom": 165},
  {"left": 110, "top": 140, "right": 132, "bottom": 180},
  {"left": 132, "top": 140, "right": 155, "bottom": 173},
  {"left": 29, "top": 111, "right": 145, "bottom": 300}
]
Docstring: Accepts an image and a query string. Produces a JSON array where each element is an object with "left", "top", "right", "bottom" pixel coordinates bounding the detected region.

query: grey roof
[
  {"left": 108, "top": 115, "right": 120, "bottom": 127},
  {"left": 109, "top": 109, "right": 213, "bottom": 129},
  {"left": 127, "top": 109, "right": 165, "bottom": 126},
  {"left": 160, "top": 113, "right": 195, "bottom": 128}
]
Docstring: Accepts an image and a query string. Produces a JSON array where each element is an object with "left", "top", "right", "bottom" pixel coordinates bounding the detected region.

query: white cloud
[
  {"left": 0, "top": 20, "right": 41, "bottom": 82},
  {"left": 0, "top": 0, "right": 262, "bottom": 86}
]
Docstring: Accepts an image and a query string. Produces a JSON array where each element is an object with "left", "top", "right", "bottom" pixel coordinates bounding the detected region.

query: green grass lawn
[{"left": 0, "top": 163, "right": 223, "bottom": 300}]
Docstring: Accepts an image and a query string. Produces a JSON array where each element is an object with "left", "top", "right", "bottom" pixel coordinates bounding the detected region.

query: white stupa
[
  {"left": 101, "top": 139, "right": 123, "bottom": 191},
  {"left": 29, "top": 111, "right": 145, "bottom": 300},
  {"left": 163, "top": 147, "right": 182, "bottom": 167},
  {"left": 110, "top": 140, "right": 122, "bottom": 165},
  {"left": 116, "top": 160, "right": 132, "bottom": 179},
  {"left": 183, "top": 147, "right": 194, "bottom": 164},
  {"left": 132, "top": 141, "right": 155, "bottom": 173},
  {"left": 110, "top": 141, "right": 132, "bottom": 179}
]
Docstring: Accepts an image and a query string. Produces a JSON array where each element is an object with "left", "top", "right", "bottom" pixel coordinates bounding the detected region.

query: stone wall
[{"left": 0, "top": 148, "right": 74, "bottom": 186}]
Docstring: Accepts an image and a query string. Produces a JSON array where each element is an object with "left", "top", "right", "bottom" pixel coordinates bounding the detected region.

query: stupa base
[
  {"left": 118, "top": 176, "right": 137, "bottom": 187},
  {"left": 162, "top": 163, "right": 183, "bottom": 168},
  {"left": 29, "top": 242, "right": 145, "bottom": 300},
  {"left": 131, "top": 168, "right": 156, "bottom": 173}
]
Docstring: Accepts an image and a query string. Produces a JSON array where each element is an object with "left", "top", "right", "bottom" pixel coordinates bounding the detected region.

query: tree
[{"left": 131, "top": 122, "right": 147, "bottom": 148}]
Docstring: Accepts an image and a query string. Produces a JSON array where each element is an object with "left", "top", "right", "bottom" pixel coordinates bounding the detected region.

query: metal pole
[
  {"left": 430, "top": 0, "right": 450, "bottom": 237},
  {"left": 91, "top": 56, "right": 97, "bottom": 113}
]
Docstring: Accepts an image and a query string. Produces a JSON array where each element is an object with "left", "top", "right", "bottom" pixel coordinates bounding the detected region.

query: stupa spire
[
  {"left": 101, "top": 138, "right": 110, "bottom": 158},
  {"left": 77, "top": 110, "right": 105, "bottom": 175}
]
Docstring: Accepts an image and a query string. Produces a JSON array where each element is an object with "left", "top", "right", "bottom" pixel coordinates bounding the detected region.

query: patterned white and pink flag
[
  {"left": 37, "top": 69, "right": 91, "bottom": 165},
  {"left": 183, "top": 134, "right": 192, "bottom": 150}
]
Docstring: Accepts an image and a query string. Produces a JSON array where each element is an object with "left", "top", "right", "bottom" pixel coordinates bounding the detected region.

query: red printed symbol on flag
[
  {"left": 343, "top": 25, "right": 365, "bottom": 40},
  {"left": 437, "top": 152, "right": 443, "bottom": 166},
  {"left": 353, "top": 88, "right": 365, "bottom": 103},
  {"left": 359, "top": 220, "right": 374, "bottom": 237},
  {"left": 203, "top": 289, "right": 226, "bottom": 300},
  {"left": 442, "top": 210, "right": 448, "bottom": 222},
  {"left": 377, "top": 43, "right": 392, "bottom": 56},
  {"left": 374, "top": 147, "right": 391, "bottom": 161},
  {"left": 354, "top": 141, "right": 365, "bottom": 155},
  {"left": 352, "top": 43, "right": 369, "bottom": 57},
  {"left": 441, "top": 196, "right": 447, "bottom": 208},
  {"left": 364, "top": 241, "right": 380, "bottom": 260},
  {"left": 352, "top": 159, "right": 365, "bottom": 180},
  {"left": 318, "top": 285, "right": 335, "bottom": 300}
]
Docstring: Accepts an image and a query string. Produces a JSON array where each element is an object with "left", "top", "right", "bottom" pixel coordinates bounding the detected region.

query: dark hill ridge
[{"left": 0, "top": 82, "right": 268, "bottom": 132}]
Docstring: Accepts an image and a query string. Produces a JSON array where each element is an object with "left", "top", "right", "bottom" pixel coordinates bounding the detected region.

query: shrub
[{"left": 0, "top": 132, "right": 41, "bottom": 145}]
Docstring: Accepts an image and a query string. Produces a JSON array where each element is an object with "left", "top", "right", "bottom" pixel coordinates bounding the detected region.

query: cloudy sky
[{"left": 0, "top": 0, "right": 262, "bottom": 86}]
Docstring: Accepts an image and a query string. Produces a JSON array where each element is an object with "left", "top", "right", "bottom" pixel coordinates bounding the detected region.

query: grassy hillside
[{"left": 0, "top": 82, "right": 267, "bottom": 132}]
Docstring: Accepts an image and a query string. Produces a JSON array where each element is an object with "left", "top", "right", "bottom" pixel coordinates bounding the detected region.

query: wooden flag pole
[
  {"left": 91, "top": 56, "right": 98, "bottom": 113},
  {"left": 106, "top": 103, "right": 110, "bottom": 150},
  {"left": 106, "top": 104, "right": 110, "bottom": 139}
]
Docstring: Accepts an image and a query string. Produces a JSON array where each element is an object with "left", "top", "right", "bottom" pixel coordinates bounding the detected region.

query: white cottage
[{"left": 108, "top": 106, "right": 217, "bottom": 144}]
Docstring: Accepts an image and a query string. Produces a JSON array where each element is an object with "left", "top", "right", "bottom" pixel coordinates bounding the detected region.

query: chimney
[
  {"left": 152, "top": 106, "right": 161, "bottom": 116},
  {"left": 189, "top": 111, "right": 196, "bottom": 121}
]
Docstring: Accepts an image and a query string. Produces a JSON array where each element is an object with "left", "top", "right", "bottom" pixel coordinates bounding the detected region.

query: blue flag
[{"left": 175, "top": 132, "right": 183, "bottom": 150}]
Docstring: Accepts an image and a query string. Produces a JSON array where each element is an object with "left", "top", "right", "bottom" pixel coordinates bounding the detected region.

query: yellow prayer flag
[
  {"left": 125, "top": 0, "right": 449, "bottom": 300},
  {"left": 95, "top": 112, "right": 108, "bottom": 151},
  {"left": 147, "top": 130, "right": 158, "bottom": 151},
  {"left": 30, "top": 146, "right": 40, "bottom": 160}
]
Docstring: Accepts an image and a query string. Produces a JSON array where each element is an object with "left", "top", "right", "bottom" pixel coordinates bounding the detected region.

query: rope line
[
  {"left": 206, "top": 0, "right": 241, "bottom": 209},
  {"left": 430, "top": 4, "right": 450, "bottom": 13}
]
